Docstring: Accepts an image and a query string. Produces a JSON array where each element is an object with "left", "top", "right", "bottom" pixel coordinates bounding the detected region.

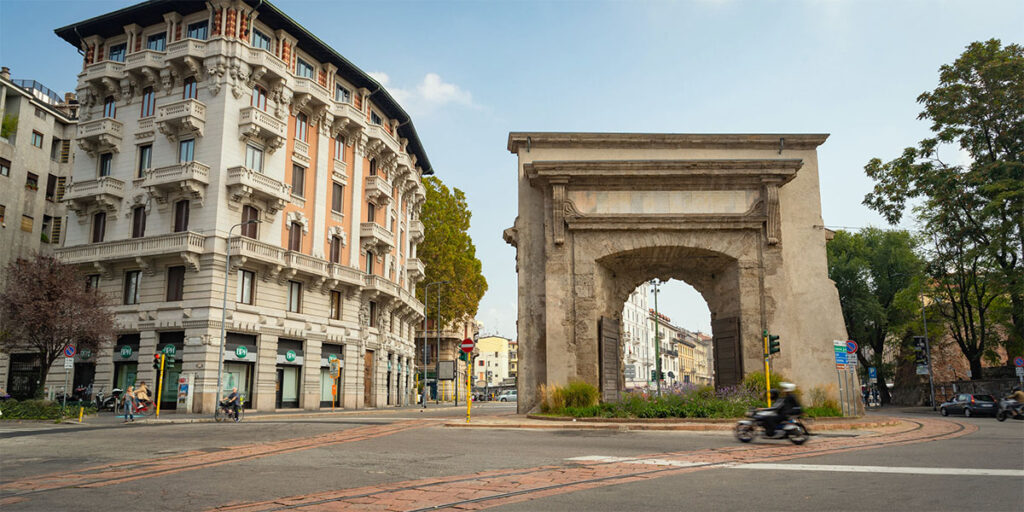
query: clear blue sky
[{"left": 2, "top": 0, "right": 1021, "bottom": 337}]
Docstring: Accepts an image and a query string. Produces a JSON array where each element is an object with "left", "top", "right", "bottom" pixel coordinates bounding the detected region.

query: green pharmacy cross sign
[
  {"left": 120, "top": 345, "right": 133, "bottom": 358},
  {"left": 234, "top": 346, "right": 248, "bottom": 358}
]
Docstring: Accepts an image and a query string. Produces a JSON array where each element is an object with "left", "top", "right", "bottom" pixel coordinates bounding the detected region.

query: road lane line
[{"left": 734, "top": 463, "right": 1024, "bottom": 477}]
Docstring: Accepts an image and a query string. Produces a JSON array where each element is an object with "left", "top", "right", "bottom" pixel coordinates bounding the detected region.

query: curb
[
  {"left": 443, "top": 417, "right": 901, "bottom": 432},
  {"left": 132, "top": 405, "right": 458, "bottom": 425}
]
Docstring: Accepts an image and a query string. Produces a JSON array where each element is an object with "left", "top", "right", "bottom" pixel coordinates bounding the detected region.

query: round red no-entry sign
[{"left": 461, "top": 338, "right": 475, "bottom": 353}]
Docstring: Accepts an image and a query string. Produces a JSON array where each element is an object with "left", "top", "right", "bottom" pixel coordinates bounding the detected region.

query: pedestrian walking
[{"left": 123, "top": 385, "right": 136, "bottom": 423}]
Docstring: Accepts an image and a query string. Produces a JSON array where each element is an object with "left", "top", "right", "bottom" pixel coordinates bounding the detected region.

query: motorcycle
[
  {"left": 94, "top": 388, "right": 121, "bottom": 411},
  {"left": 995, "top": 399, "right": 1024, "bottom": 421},
  {"left": 735, "top": 409, "right": 810, "bottom": 445}
]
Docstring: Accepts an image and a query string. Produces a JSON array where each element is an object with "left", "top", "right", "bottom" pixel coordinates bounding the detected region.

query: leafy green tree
[
  {"left": 415, "top": 176, "right": 487, "bottom": 328},
  {"left": 827, "top": 228, "right": 925, "bottom": 404},
  {"left": 864, "top": 39, "right": 1024, "bottom": 365}
]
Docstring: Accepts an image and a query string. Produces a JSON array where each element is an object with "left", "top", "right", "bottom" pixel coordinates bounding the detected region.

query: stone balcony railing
[
  {"left": 365, "top": 124, "right": 401, "bottom": 155},
  {"left": 63, "top": 176, "right": 125, "bottom": 215},
  {"left": 332, "top": 159, "right": 348, "bottom": 184},
  {"left": 292, "top": 76, "right": 332, "bottom": 107},
  {"left": 408, "top": 219, "right": 424, "bottom": 243},
  {"left": 57, "top": 231, "right": 206, "bottom": 268},
  {"left": 230, "top": 236, "right": 373, "bottom": 292},
  {"left": 364, "top": 175, "right": 392, "bottom": 205},
  {"left": 242, "top": 46, "right": 289, "bottom": 81},
  {"left": 142, "top": 161, "right": 210, "bottom": 204},
  {"left": 406, "top": 258, "right": 425, "bottom": 281},
  {"left": 329, "top": 262, "right": 364, "bottom": 287},
  {"left": 238, "top": 106, "right": 286, "bottom": 153},
  {"left": 293, "top": 139, "right": 311, "bottom": 165},
  {"left": 124, "top": 49, "right": 165, "bottom": 76},
  {"left": 80, "top": 60, "right": 125, "bottom": 87},
  {"left": 77, "top": 117, "right": 123, "bottom": 156},
  {"left": 166, "top": 38, "right": 207, "bottom": 70},
  {"left": 225, "top": 166, "right": 291, "bottom": 215},
  {"left": 360, "top": 222, "right": 395, "bottom": 250},
  {"left": 364, "top": 274, "right": 402, "bottom": 298},
  {"left": 156, "top": 98, "right": 206, "bottom": 140},
  {"left": 332, "top": 101, "right": 365, "bottom": 127}
]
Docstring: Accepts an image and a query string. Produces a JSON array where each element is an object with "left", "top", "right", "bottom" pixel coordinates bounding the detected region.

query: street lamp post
[
  {"left": 215, "top": 219, "right": 260, "bottom": 416},
  {"left": 422, "top": 280, "right": 447, "bottom": 408},
  {"left": 920, "top": 293, "right": 937, "bottom": 410},
  {"left": 651, "top": 279, "right": 662, "bottom": 396}
]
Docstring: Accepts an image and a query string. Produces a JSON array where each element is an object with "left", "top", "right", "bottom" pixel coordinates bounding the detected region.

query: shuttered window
[
  {"left": 50, "top": 217, "right": 63, "bottom": 244},
  {"left": 166, "top": 266, "right": 185, "bottom": 301},
  {"left": 55, "top": 176, "right": 67, "bottom": 201},
  {"left": 92, "top": 212, "right": 106, "bottom": 243},
  {"left": 132, "top": 206, "right": 147, "bottom": 238},
  {"left": 288, "top": 222, "right": 302, "bottom": 251},
  {"left": 330, "top": 235, "right": 342, "bottom": 263},
  {"left": 241, "top": 206, "right": 259, "bottom": 238},
  {"left": 173, "top": 200, "right": 190, "bottom": 232}
]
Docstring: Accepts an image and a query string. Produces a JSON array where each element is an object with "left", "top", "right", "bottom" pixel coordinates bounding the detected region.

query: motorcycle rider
[
  {"left": 758, "top": 382, "right": 803, "bottom": 436},
  {"left": 1004, "top": 386, "right": 1024, "bottom": 415}
]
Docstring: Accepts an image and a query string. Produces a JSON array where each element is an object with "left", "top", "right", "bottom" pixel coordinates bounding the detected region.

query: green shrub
[
  {"left": 0, "top": 399, "right": 97, "bottom": 420},
  {"left": 1, "top": 114, "right": 17, "bottom": 138},
  {"left": 805, "top": 402, "right": 843, "bottom": 417},
  {"left": 539, "top": 384, "right": 565, "bottom": 414},
  {"left": 742, "top": 370, "right": 791, "bottom": 399},
  {"left": 562, "top": 380, "right": 599, "bottom": 409}
]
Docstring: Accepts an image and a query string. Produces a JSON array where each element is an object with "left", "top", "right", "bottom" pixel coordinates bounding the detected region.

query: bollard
[{"left": 78, "top": 406, "right": 84, "bottom": 423}]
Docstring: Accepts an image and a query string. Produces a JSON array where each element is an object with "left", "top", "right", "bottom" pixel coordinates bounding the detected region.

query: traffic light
[
  {"left": 768, "top": 334, "right": 781, "bottom": 355},
  {"left": 913, "top": 336, "right": 928, "bottom": 365},
  {"left": 152, "top": 354, "right": 161, "bottom": 370}
]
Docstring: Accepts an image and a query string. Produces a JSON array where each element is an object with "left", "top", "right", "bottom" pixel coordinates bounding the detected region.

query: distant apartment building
[
  {"left": 621, "top": 282, "right": 651, "bottom": 388},
  {"left": 0, "top": 68, "right": 79, "bottom": 399},
  {"left": 650, "top": 310, "right": 680, "bottom": 386},
  {"left": 508, "top": 339, "right": 518, "bottom": 380},
  {"left": 475, "top": 336, "right": 512, "bottom": 388},
  {"left": 44, "top": 0, "right": 430, "bottom": 413}
]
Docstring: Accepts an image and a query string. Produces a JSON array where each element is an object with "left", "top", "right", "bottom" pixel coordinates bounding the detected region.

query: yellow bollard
[{"left": 78, "top": 406, "right": 84, "bottom": 423}]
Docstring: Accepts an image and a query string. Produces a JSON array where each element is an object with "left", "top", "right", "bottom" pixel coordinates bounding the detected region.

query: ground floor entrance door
[
  {"left": 113, "top": 362, "right": 138, "bottom": 392},
  {"left": 712, "top": 317, "right": 742, "bottom": 388},
  {"left": 7, "top": 353, "right": 41, "bottom": 399},
  {"left": 364, "top": 350, "right": 375, "bottom": 407},
  {"left": 222, "top": 361, "right": 253, "bottom": 409},
  {"left": 275, "top": 365, "right": 300, "bottom": 408},
  {"left": 73, "top": 362, "right": 96, "bottom": 399}
]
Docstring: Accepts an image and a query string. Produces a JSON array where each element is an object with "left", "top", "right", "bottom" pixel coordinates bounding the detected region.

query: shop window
[{"left": 166, "top": 266, "right": 185, "bottom": 301}]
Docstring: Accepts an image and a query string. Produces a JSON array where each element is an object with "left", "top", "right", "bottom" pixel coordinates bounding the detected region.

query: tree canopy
[
  {"left": 863, "top": 39, "right": 1024, "bottom": 370},
  {"left": 415, "top": 176, "right": 488, "bottom": 328},
  {"left": 0, "top": 255, "right": 115, "bottom": 397}
]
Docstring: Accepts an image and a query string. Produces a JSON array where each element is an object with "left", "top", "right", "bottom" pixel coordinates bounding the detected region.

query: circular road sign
[
  {"left": 846, "top": 340, "right": 859, "bottom": 353},
  {"left": 1014, "top": 356, "right": 1024, "bottom": 368},
  {"left": 64, "top": 345, "right": 77, "bottom": 358},
  {"left": 460, "top": 338, "right": 475, "bottom": 353}
]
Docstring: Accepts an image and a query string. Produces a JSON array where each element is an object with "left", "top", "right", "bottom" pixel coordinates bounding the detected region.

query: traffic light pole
[
  {"left": 922, "top": 296, "right": 936, "bottom": 409},
  {"left": 156, "top": 354, "right": 165, "bottom": 418},
  {"left": 763, "top": 331, "right": 771, "bottom": 407},
  {"left": 651, "top": 279, "right": 661, "bottom": 397}
]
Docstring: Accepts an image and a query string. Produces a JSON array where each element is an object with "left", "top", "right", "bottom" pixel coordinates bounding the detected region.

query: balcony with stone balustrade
[
  {"left": 225, "top": 166, "right": 291, "bottom": 215},
  {"left": 360, "top": 222, "right": 395, "bottom": 252},
  {"left": 165, "top": 38, "right": 207, "bottom": 76},
  {"left": 141, "top": 161, "right": 210, "bottom": 204},
  {"left": 242, "top": 46, "right": 289, "bottom": 82},
  {"left": 408, "top": 219, "right": 424, "bottom": 243},
  {"left": 238, "top": 106, "right": 287, "bottom": 153},
  {"left": 156, "top": 98, "right": 206, "bottom": 141},
  {"left": 79, "top": 60, "right": 125, "bottom": 89},
  {"left": 57, "top": 231, "right": 206, "bottom": 273},
  {"left": 77, "top": 117, "right": 123, "bottom": 156},
  {"left": 63, "top": 176, "right": 125, "bottom": 215},
  {"left": 364, "top": 175, "right": 392, "bottom": 206},
  {"left": 406, "top": 258, "right": 425, "bottom": 282},
  {"left": 124, "top": 50, "right": 165, "bottom": 79},
  {"left": 292, "top": 76, "right": 332, "bottom": 109}
]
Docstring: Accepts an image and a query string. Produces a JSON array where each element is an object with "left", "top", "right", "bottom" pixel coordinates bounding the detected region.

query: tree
[
  {"left": 415, "top": 176, "right": 488, "bottom": 328},
  {"left": 0, "top": 255, "right": 115, "bottom": 398},
  {"left": 827, "top": 228, "right": 926, "bottom": 404},
  {"left": 864, "top": 39, "right": 1024, "bottom": 366}
]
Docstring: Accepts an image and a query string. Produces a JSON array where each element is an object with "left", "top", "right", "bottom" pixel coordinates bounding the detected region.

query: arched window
[
  {"left": 183, "top": 77, "right": 197, "bottom": 100},
  {"left": 251, "top": 85, "right": 267, "bottom": 110},
  {"left": 103, "top": 96, "right": 116, "bottom": 118},
  {"left": 295, "top": 112, "right": 308, "bottom": 142},
  {"left": 140, "top": 87, "right": 155, "bottom": 117}
]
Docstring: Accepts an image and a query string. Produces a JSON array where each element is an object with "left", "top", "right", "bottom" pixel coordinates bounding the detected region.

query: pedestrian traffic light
[
  {"left": 153, "top": 354, "right": 161, "bottom": 370},
  {"left": 768, "top": 334, "right": 781, "bottom": 355}
]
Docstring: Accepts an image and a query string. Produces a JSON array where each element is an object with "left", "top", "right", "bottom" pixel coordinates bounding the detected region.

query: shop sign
[
  {"left": 120, "top": 345, "right": 133, "bottom": 359},
  {"left": 162, "top": 344, "right": 177, "bottom": 356},
  {"left": 285, "top": 350, "right": 297, "bottom": 362},
  {"left": 235, "top": 346, "right": 248, "bottom": 358},
  {"left": 80, "top": 349, "right": 93, "bottom": 360}
]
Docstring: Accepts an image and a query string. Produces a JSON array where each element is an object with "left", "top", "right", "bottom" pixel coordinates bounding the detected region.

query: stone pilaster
[{"left": 255, "top": 333, "right": 278, "bottom": 411}]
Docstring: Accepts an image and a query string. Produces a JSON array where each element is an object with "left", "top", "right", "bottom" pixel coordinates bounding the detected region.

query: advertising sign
[{"left": 437, "top": 360, "right": 456, "bottom": 381}]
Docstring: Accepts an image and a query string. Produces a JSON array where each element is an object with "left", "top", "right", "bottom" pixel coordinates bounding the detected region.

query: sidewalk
[{"left": 443, "top": 414, "right": 901, "bottom": 432}]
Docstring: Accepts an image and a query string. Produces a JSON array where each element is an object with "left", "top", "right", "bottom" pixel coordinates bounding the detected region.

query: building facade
[
  {"left": 0, "top": 68, "right": 78, "bottom": 399},
  {"left": 475, "top": 336, "right": 511, "bottom": 388},
  {"left": 414, "top": 316, "right": 478, "bottom": 402},
  {"left": 650, "top": 310, "right": 679, "bottom": 387},
  {"left": 50, "top": 0, "right": 429, "bottom": 413},
  {"left": 621, "top": 282, "right": 651, "bottom": 389}
]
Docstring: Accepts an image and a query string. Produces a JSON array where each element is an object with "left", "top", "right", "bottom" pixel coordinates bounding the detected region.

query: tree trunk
[{"left": 969, "top": 357, "right": 983, "bottom": 381}]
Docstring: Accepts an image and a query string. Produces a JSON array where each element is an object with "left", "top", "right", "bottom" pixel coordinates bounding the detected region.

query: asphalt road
[{"left": 0, "top": 405, "right": 1020, "bottom": 511}]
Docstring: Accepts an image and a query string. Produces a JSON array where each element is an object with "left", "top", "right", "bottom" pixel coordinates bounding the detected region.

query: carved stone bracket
[
  {"left": 551, "top": 179, "right": 568, "bottom": 245},
  {"left": 763, "top": 183, "right": 781, "bottom": 245}
]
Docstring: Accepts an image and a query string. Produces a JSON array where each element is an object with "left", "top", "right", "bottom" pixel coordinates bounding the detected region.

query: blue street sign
[{"left": 868, "top": 367, "right": 877, "bottom": 378}]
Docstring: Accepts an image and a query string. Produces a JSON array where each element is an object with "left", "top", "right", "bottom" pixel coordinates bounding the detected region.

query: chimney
[{"left": 0, "top": 67, "right": 10, "bottom": 80}]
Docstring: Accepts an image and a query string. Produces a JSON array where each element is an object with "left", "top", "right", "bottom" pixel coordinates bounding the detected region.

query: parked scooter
[
  {"left": 735, "top": 409, "right": 810, "bottom": 445},
  {"left": 94, "top": 388, "right": 121, "bottom": 411},
  {"left": 995, "top": 399, "right": 1024, "bottom": 421}
]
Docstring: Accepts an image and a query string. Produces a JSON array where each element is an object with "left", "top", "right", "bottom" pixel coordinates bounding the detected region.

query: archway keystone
[{"left": 505, "top": 132, "right": 849, "bottom": 413}]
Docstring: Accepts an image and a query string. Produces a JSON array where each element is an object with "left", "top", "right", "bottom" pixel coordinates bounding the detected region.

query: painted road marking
[
  {"left": 733, "top": 463, "right": 1024, "bottom": 477},
  {"left": 567, "top": 456, "right": 703, "bottom": 468}
]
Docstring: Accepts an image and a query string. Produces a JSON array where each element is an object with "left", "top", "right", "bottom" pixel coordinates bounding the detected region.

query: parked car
[
  {"left": 939, "top": 393, "right": 997, "bottom": 417},
  {"left": 499, "top": 390, "right": 517, "bottom": 402}
]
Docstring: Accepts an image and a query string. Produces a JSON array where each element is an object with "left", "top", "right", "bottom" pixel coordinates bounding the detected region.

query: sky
[{"left": 1, "top": 0, "right": 1021, "bottom": 338}]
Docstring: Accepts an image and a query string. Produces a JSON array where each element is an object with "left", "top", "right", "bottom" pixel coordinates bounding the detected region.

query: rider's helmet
[{"left": 779, "top": 382, "right": 796, "bottom": 393}]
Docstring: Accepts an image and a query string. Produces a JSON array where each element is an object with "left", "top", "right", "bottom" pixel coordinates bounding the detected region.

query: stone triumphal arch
[{"left": 503, "top": 133, "right": 849, "bottom": 413}]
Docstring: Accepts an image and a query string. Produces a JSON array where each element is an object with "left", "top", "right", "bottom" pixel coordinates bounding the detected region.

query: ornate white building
[
  {"left": 621, "top": 282, "right": 651, "bottom": 389},
  {"left": 52, "top": 0, "right": 429, "bottom": 413}
]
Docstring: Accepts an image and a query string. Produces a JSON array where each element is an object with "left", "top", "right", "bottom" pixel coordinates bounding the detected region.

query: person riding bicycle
[
  {"left": 135, "top": 381, "right": 151, "bottom": 405},
  {"left": 223, "top": 387, "right": 240, "bottom": 419},
  {"left": 757, "top": 382, "right": 802, "bottom": 437}
]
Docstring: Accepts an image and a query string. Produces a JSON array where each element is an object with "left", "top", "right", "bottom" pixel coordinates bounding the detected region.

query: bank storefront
[
  {"left": 156, "top": 332, "right": 184, "bottom": 409},
  {"left": 320, "top": 344, "right": 344, "bottom": 407},
  {"left": 113, "top": 334, "right": 140, "bottom": 391},
  {"left": 223, "top": 333, "right": 257, "bottom": 408},
  {"left": 276, "top": 339, "right": 303, "bottom": 408}
]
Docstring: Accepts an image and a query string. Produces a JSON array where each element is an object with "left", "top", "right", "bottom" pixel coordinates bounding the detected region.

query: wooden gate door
[
  {"left": 364, "top": 350, "right": 375, "bottom": 407},
  {"left": 712, "top": 317, "right": 742, "bottom": 388},
  {"left": 598, "top": 316, "right": 621, "bottom": 402}
]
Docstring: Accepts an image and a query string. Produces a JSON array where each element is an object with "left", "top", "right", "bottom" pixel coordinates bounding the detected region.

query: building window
[
  {"left": 99, "top": 153, "right": 113, "bottom": 177},
  {"left": 147, "top": 32, "right": 166, "bottom": 51},
  {"left": 186, "top": 20, "right": 208, "bottom": 40},
  {"left": 131, "top": 205, "right": 146, "bottom": 238},
  {"left": 123, "top": 270, "right": 141, "bottom": 305},
  {"left": 366, "top": 201, "right": 375, "bottom": 223},
  {"left": 288, "top": 221, "right": 302, "bottom": 251},
  {"left": 252, "top": 29, "right": 271, "bottom": 51},
  {"left": 20, "top": 215, "right": 33, "bottom": 232},
  {"left": 50, "top": 138, "right": 62, "bottom": 161},
  {"left": 45, "top": 174, "right": 57, "bottom": 201},
  {"left": 173, "top": 200, "right": 190, "bottom": 232},
  {"left": 287, "top": 280, "right": 302, "bottom": 313},
  {"left": 86, "top": 274, "right": 100, "bottom": 291},
  {"left": 179, "top": 139, "right": 195, "bottom": 162},
  {"left": 138, "top": 144, "right": 152, "bottom": 178},
  {"left": 291, "top": 164, "right": 305, "bottom": 197},
  {"left": 103, "top": 96, "right": 116, "bottom": 118},
  {"left": 0, "top": 205, "right": 5, "bottom": 225},
  {"left": 330, "top": 235, "right": 342, "bottom": 263},
  {"left": 237, "top": 269, "right": 255, "bottom": 304},
  {"left": 241, "top": 206, "right": 259, "bottom": 238},
  {"left": 331, "top": 182, "right": 344, "bottom": 213},
  {"left": 296, "top": 58, "right": 314, "bottom": 79},
  {"left": 35, "top": 107, "right": 47, "bottom": 120},
  {"left": 0, "top": 158, "right": 9, "bottom": 177},
  {"left": 140, "top": 87, "right": 155, "bottom": 117},
  {"left": 251, "top": 85, "right": 267, "bottom": 110},
  {"left": 91, "top": 212, "right": 106, "bottom": 242},
  {"left": 334, "top": 135, "right": 345, "bottom": 158},
  {"left": 369, "top": 300, "right": 377, "bottom": 328},
  {"left": 295, "top": 112, "right": 308, "bottom": 142},
  {"left": 166, "top": 266, "right": 185, "bottom": 301},
  {"left": 366, "top": 250, "right": 374, "bottom": 275},
  {"left": 369, "top": 158, "right": 377, "bottom": 176},
  {"left": 25, "top": 172, "right": 38, "bottom": 191},
  {"left": 30, "top": 131, "right": 43, "bottom": 148},
  {"left": 245, "top": 143, "right": 263, "bottom": 171},
  {"left": 370, "top": 111, "right": 382, "bottom": 125},
  {"left": 108, "top": 43, "right": 126, "bottom": 62},
  {"left": 329, "top": 290, "right": 342, "bottom": 320},
  {"left": 183, "top": 77, "right": 198, "bottom": 100},
  {"left": 335, "top": 85, "right": 350, "bottom": 103}
]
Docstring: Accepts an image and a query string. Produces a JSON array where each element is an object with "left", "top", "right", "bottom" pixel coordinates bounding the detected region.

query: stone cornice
[
  {"left": 508, "top": 133, "right": 828, "bottom": 153},
  {"left": 524, "top": 159, "right": 803, "bottom": 188}
]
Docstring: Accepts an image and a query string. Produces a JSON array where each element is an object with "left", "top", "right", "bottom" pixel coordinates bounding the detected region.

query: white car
[{"left": 498, "top": 391, "right": 517, "bottom": 402}]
